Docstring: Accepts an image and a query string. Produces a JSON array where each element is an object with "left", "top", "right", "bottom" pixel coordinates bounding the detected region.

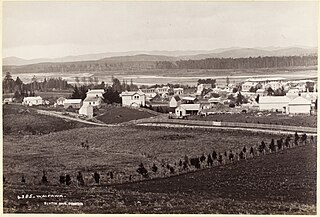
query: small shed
[{"left": 287, "top": 96, "right": 311, "bottom": 115}]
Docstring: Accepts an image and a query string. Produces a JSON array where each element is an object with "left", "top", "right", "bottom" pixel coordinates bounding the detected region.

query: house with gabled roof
[
  {"left": 120, "top": 89, "right": 146, "bottom": 108},
  {"left": 175, "top": 104, "right": 200, "bottom": 117}
]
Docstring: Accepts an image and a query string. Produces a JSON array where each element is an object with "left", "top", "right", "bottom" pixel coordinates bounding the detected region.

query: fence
[{"left": 139, "top": 118, "right": 317, "bottom": 133}]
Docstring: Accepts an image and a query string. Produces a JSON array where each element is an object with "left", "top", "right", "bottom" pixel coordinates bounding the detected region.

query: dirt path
[{"left": 36, "top": 109, "right": 115, "bottom": 127}]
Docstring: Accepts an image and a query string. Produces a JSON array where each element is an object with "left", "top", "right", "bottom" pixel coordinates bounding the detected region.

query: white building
[
  {"left": 265, "top": 81, "right": 284, "bottom": 91},
  {"left": 83, "top": 96, "right": 103, "bottom": 108},
  {"left": 64, "top": 99, "right": 82, "bottom": 109},
  {"left": 86, "top": 89, "right": 105, "bottom": 98},
  {"left": 140, "top": 88, "right": 157, "bottom": 99},
  {"left": 287, "top": 97, "right": 312, "bottom": 114},
  {"left": 169, "top": 95, "right": 181, "bottom": 108},
  {"left": 196, "top": 84, "right": 212, "bottom": 95},
  {"left": 175, "top": 104, "right": 200, "bottom": 117},
  {"left": 259, "top": 96, "right": 291, "bottom": 112},
  {"left": 79, "top": 103, "right": 94, "bottom": 118},
  {"left": 56, "top": 97, "right": 66, "bottom": 106},
  {"left": 173, "top": 88, "right": 184, "bottom": 95},
  {"left": 242, "top": 81, "right": 258, "bottom": 92},
  {"left": 256, "top": 89, "right": 268, "bottom": 96},
  {"left": 155, "top": 86, "right": 170, "bottom": 97},
  {"left": 121, "top": 89, "right": 146, "bottom": 108},
  {"left": 3, "top": 98, "right": 13, "bottom": 104},
  {"left": 22, "top": 96, "right": 43, "bottom": 106}
]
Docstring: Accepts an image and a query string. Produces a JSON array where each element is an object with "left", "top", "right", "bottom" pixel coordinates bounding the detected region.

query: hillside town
[{"left": 3, "top": 76, "right": 317, "bottom": 120}]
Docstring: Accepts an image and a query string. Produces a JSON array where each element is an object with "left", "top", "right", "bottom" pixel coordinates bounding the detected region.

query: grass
[
  {"left": 3, "top": 104, "right": 92, "bottom": 135},
  {"left": 3, "top": 144, "right": 316, "bottom": 214},
  {"left": 95, "top": 106, "right": 155, "bottom": 124},
  {"left": 190, "top": 111, "right": 317, "bottom": 128},
  {"left": 3, "top": 125, "right": 290, "bottom": 185}
]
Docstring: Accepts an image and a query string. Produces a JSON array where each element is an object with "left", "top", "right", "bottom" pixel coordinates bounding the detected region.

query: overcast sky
[{"left": 3, "top": 1, "right": 318, "bottom": 59}]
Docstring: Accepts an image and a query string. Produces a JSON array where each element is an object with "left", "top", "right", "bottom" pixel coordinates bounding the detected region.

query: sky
[{"left": 2, "top": 1, "right": 319, "bottom": 59}]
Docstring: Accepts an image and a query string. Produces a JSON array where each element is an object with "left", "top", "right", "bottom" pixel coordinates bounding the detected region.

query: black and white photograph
[{"left": 2, "top": 1, "right": 318, "bottom": 214}]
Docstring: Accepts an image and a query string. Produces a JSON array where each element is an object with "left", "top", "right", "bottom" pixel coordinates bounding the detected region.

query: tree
[
  {"left": 267, "top": 87, "right": 274, "bottom": 96},
  {"left": 249, "top": 86, "right": 257, "bottom": 93},
  {"left": 255, "top": 94, "right": 260, "bottom": 103},
  {"left": 236, "top": 92, "right": 244, "bottom": 105},
  {"left": 71, "top": 85, "right": 81, "bottom": 99},
  {"left": 269, "top": 139, "right": 275, "bottom": 152}
]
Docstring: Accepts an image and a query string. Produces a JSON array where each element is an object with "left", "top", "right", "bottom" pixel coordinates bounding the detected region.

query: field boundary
[{"left": 136, "top": 119, "right": 317, "bottom": 133}]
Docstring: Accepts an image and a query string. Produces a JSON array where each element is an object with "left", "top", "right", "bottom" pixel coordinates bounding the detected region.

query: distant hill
[
  {"left": 3, "top": 46, "right": 317, "bottom": 66},
  {"left": 180, "top": 47, "right": 318, "bottom": 60}
]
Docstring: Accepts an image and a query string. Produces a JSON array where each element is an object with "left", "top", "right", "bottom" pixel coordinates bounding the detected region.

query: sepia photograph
[{"left": 2, "top": 1, "right": 318, "bottom": 214}]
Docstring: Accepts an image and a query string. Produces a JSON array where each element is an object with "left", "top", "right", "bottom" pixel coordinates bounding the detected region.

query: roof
[
  {"left": 88, "top": 89, "right": 105, "bottom": 93},
  {"left": 256, "top": 89, "right": 266, "bottom": 93},
  {"left": 64, "top": 99, "right": 82, "bottom": 104},
  {"left": 84, "top": 96, "right": 102, "bottom": 102},
  {"left": 24, "top": 96, "right": 42, "bottom": 100},
  {"left": 208, "top": 97, "right": 221, "bottom": 103},
  {"left": 182, "top": 96, "right": 196, "bottom": 101},
  {"left": 259, "top": 96, "right": 291, "bottom": 104},
  {"left": 288, "top": 96, "right": 312, "bottom": 105},
  {"left": 172, "top": 95, "right": 181, "bottom": 101},
  {"left": 179, "top": 104, "right": 200, "bottom": 111},
  {"left": 57, "top": 97, "right": 66, "bottom": 101},
  {"left": 121, "top": 90, "right": 145, "bottom": 96}
]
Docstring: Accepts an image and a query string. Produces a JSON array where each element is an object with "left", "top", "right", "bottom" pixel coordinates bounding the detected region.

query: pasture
[
  {"left": 95, "top": 106, "right": 155, "bottom": 124},
  {"left": 3, "top": 144, "right": 316, "bottom": 214},
  {"left": 3, "top": 104, "right": 91, "bottom": 135},
  {"left": 190, "top": 112, "right": 317, "bottom": 128}
]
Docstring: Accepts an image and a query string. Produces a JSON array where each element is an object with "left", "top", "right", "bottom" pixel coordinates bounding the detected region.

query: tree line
[
  {"left": 155, "top": 55, "right": 317, "bottom": 69},
  {"left": 3, "top": 72, "right": 72, "bottom": 99}
]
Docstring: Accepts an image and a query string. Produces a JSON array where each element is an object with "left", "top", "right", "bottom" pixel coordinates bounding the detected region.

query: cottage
[
  {"left": 83, "top": 96, "right": 103, "bottom": 108},
  {"left": 173, "top": 88, "right": 184, "bottom": 95},
  {"left": 86, "top": 89, "right": 105, "bottom": 98},
  {"left": 175, "top": 104, "right": 201, "bottom": 117},
  {"left": 56, "top": 97, "right": 66, "bottom": 106},
  {"left": 259, "top": 96, "right": 291, "bottom": 112},
  {"left": 287, "top": 96, "right": 312, "bottom": 115},
  {"left": 79, "top": 103, "right": 94, "bottom": 118},
  {"left": 120, "top": 89, "right": 146, "bottom": 108},
  {"left": 64, "top": 99, "right": 82, "bottom": 109},
  {"left": 22, "top": 96, "right": 43, "bottom": 106},
  {"left": 3, "top": 98, "right": 13, "bottom": 104}
]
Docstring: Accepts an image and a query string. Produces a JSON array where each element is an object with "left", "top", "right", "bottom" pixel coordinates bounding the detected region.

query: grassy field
[
  {"left": 190, "top": 112, "right": 317, "bottom": 128},
  {"left": 3, "top": 124, "right": 296, "bottom": 187},
  {"left": 3, "top": 104, "right": 92, "bottom": 135},
  {"left": 3, "top": 144, "right": 316, "bottom": 214},
  {"left": 95, "top": 106, "right": 155, "bottom": 124}
]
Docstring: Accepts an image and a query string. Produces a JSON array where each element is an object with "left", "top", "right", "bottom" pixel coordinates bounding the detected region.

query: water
[{"left": 11, "top": 71, "right": 317, "bottom": 87}]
